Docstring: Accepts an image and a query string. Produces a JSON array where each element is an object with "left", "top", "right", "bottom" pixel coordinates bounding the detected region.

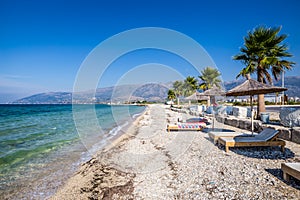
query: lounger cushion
[{"left": 177, "top": 122, "right": 206, "bottom": 129}]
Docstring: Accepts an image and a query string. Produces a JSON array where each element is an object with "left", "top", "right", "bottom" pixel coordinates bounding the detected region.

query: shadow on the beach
[
  {"left": 203, "top": 135, "right": 295, "bottom": 160},
  {"left": 265, "top": 168, "right": 300, "bottom": 190},
  {"left": 202, "top": 128, "right": 235, "bottom": 133},
  {"left": 204, "top": 135, "right": 215, "bottom": 144},
  {"left": 223, "top": 146, "right": 295, "bottom": 160}
]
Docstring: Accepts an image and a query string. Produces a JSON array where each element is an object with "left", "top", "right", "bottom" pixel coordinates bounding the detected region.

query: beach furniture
[
  {"left": 167, "top": 122, "right": 206, "bottom": 132},
  {"left": 281, "top": 163, "right": 300, "bottom": 183},
  {"left": 218, "top": 128, "right": 285, "bottom": 152},
  {"left": 208, "top": 128, "right": 276, "bottom": 144},
  {"left": 186, "top": 117, "right": 209, "bottom": 124},
  {"left": 208, "top": 131, "right": 253, "bottom": 144}
]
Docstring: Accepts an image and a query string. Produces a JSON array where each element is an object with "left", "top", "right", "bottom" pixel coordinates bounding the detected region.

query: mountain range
[{"left": 11, "top": 76, "right": 300, "bottom": 104}]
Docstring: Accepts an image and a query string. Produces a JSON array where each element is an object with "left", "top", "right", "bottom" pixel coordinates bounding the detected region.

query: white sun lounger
[
  {"left": 208, "top": 131, "right": 255, "bottom": 144},
  {"left": 218, "top": 128, "right": 285, "bottom": 152}
]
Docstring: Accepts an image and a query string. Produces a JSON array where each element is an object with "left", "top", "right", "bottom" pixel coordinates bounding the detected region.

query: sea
[{"left": 0, "top": 104, "right": 145, "bottom": 199}]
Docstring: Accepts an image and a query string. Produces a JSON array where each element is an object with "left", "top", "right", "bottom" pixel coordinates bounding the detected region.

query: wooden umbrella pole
[{"left": 250, "top": 95, "right": 254, "bottom": 135}]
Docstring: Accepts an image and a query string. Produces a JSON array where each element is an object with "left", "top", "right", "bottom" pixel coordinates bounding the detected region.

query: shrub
[{"left": 233, "top": 102, "right": 242, "bottom": 106}]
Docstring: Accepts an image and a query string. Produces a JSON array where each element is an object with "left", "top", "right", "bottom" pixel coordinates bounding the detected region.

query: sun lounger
[
  {"left": 208, "top": 128, "right": 275, "bottom": 144},
  {"left": 208, "top": 131, "right": 254, "bottom": 144},
  {"left": 281, "top": 163, "right": 300, "bottom": 182},
  {"left": 186, "top": 117, "right": 209, "bottom": 124},
  {"left": 167, "top": 122, "right": 206, "bottom": 132},
  {"left": 218, "top": 128, "right": 285, "bottom": 152}
]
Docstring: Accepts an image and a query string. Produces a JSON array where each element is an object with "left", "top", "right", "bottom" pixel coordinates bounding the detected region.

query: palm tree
[
  {"left": 173, "top": 80, "right": 184, "bottom": 105},
  {"left": 234, "top": 26, "right": 295, "bottom": 117},
  {"left": 183, "top": 76, "right": 198, "bottom": 96},
  {"left": 167, "top": 89, "right": 176, "bottom": 101},
  {"left": 198, "top": 67, "right": 221, "bottom": 90}
]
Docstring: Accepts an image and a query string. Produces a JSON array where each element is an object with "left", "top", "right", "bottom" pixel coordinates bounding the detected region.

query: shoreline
[
  {"left": 102, "top": 105, "right": 149, "bottom": 153},
  {"left": 46, "top": 105, "right": 148, "bottom": 199},
  {"left": 0, "top": 104, "right": 147, "bottom": 200},
  {"left": 49, "top": 105, "right": 152, "bottom": 199},
  {"left": 50, "top": 104, "right": 300, "bottom": 199}
]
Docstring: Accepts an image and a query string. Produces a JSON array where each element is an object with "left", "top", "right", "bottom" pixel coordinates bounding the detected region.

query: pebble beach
[{"left": 51, "top": 104, "right": 300, "bottom": 199}]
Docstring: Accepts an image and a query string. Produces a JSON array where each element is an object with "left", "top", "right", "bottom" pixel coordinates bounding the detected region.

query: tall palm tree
[
  {"left": 183, "top": 76, "right": 198, "bottom": 96},
  {"left": 198, "top": 67, "right": 221, "bottom": 90},
  {"left": 173, "top": 80, "right": 184, "bottom": 105},
  {"left": 234, "top": 26, "right": 295, "bottom": 117}
]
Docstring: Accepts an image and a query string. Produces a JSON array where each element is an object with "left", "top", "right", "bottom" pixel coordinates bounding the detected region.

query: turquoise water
[{"left": 0, "top": 104, "right": 145, "bottom": 199}]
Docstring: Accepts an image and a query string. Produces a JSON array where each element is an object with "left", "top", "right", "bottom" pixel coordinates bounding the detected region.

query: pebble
[{"left": 50, "top": 105, "right": 300, "bottom": 200}]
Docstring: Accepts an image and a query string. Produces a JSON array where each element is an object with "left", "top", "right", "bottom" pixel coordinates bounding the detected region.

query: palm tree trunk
[
  {"left": 207, "top": 96, "right": 211, "bottom": 107},
  {"left": 257, "top": 94, "right": 266, "bottom": 119},
  {"left": 257, "top": 72, "right": 266, "bottom": 119}
]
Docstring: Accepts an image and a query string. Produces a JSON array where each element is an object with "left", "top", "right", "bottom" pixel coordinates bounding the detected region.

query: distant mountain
[
  {"left": 13, "top": 92, "right": 72, "bottom": 104},
  {"left": 11, "top": 76, "right": 300, "bottom": 104},
  {"left": 12, "top": 83, "right": 170, "bottom": 104},
  {"left": 273, "top": 76, "right": 300, "bottom": 97}
]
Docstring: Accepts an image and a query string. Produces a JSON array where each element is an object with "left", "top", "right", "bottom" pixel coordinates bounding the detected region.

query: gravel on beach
[{"left": 50, "top": 104, "right": 300, "bottom": 200}]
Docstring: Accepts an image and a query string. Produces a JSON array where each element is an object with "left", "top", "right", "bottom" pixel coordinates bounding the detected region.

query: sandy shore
[{"left": 50, "top": 104, "right": 300, "bottom": 199}]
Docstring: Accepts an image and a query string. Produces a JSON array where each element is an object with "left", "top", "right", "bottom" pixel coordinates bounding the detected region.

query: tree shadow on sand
[{"left": 265, "top": 168, "right": 300, "bottom": 190}]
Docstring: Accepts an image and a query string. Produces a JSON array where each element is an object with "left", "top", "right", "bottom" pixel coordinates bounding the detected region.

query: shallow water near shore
[{"left": 0, "top": 104, "right": 145, "bottom": 199}]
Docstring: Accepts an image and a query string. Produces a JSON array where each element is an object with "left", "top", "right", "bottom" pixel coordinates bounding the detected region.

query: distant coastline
[{"left": 5, "top": 76, "right": 300, "bottom": 105}]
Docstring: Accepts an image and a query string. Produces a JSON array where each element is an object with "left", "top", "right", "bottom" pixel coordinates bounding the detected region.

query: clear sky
[{"left": 1, "top": 0, "right": 300, "bottom": 102}]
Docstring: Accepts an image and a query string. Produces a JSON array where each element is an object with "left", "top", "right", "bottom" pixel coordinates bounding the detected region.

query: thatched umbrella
[
  {"left": 185, "top": 91, "right": 209, "bottom": 105},
  {"left": 201, "top": 85, "right": 226, "bottom": 96},
  {"left": 226, "top": 79, "right": 287, "bottom": 134},
  {"left": 198, "top": 85, "right": 226, "bottom": 106},
  {"left": 198, "top": 86, "right": 226, "bottom": 130},
  {"left": 185, "top": 91, "right": 209, "bottom": 100}
]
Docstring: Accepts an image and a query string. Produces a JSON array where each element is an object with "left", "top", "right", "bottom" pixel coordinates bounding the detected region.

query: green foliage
[
  {"left": 233, "top": 25, "right": 295, "bottom": 117},
  {"left": 233, "top": 102, "right": 242, "bottom": 106},
  {"left": 167, "top": 89, "right": 176, "bottom": 100},
  {"left": 171, "top": 76, "right": 199, "bottom": 98},
  {"left": 172, "top": 80, "right": 184, "bottom": 97},
  {"left": 232, "top": 102, "right": 250, "bottom": 106},
  {"left": 198, "top": 67, "right": 221, "bottom": 90},
  {"left": 265, "top": 101, "right": 273, "bottom": 105},
  {"left": 183, "top": 76, "right": 198, "bottom": 96},
  {"left": 234, "top": 26, "right": 295, "bottom": 84},
  {"left": 288, "top": 101, "right": 295, "bottom": 105}
]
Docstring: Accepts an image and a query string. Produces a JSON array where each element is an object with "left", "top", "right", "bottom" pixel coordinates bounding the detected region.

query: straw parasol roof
[
  {"left": 226, "top": 79, "right": 287, "bottom": 97},
  {"left": 199, "top": 85, "right": 226, "bottom": 96},
  {"left": 225, "top": 78, "right": 287, "bottom": 134},
  {"left": 185, "top": 91, "right": 209, "bottom": 101}
]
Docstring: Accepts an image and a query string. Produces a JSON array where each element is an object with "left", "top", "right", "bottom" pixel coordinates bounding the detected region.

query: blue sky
[{"left": 1, "top": 0, "right": 300, "bottom": 102}]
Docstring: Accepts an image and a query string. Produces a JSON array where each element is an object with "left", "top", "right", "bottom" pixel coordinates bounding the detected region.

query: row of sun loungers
[
  {"left": 208, "top": 128, "right": 299, "bottom": 183},
  {"left": 166, "top": 122, "right": 299, "bottom": 183},
  {"left": 167, "top": 122, "right": 285, "bottom": 154}
]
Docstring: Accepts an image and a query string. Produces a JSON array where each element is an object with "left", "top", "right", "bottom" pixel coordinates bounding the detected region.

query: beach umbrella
[
  {"left": 185, "top": 91, "right": 209, "bottom": 106},
  {"left": 198, "top": 86, "right": 226, "bottom": 130},
  {"left": 185, "top": 91, "right": 200, "bottom": 100},
  {"left": 198, "top": 85, "right": 226, "bottom": 106},
  {"left": 200, "top": 85, "right": 226, "bottom": 96},
  {"left": 226, "top": 79, "right": 287, "bottom": 134},
  {"left": 185, "top": 91, "right": 209, "bottom": 101}
]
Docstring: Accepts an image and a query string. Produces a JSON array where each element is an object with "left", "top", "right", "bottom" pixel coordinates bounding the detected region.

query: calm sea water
[{"left": 0, "top": 104, "right": 145, "bottom": 199}]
